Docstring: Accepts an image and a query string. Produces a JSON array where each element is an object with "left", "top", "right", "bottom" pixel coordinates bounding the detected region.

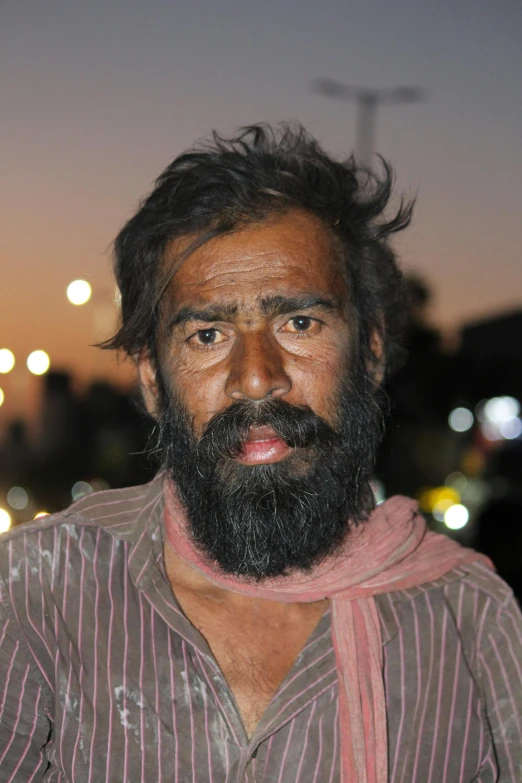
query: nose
[{"left": 225, "top": 331, "right": 292, "bottom": 402}]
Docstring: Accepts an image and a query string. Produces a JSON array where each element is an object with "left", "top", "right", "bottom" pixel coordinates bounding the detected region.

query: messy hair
[{"left": 103, "top": 122, "right": 413, "bottom": 375}]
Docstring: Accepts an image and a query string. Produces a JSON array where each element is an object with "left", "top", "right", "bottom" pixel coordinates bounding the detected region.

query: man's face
[
  {"left": 140, "top": 209, "right": 383, "bottom": 578},
  {"left": 154, "top": 208, "right": 353, "bottom": 439}
]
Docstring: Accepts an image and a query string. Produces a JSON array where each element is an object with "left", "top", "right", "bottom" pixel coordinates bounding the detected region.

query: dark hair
[{"left": 103, "top": 122, "right": 413, "bottom": 375}]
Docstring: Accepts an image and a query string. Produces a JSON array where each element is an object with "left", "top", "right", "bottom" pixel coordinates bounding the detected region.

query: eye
[
  {"left": 191, "top": 328, "right": 225, "bottom": 346},
  {"left": 285, "top": 316, "right": 314, "bottom": 332}
]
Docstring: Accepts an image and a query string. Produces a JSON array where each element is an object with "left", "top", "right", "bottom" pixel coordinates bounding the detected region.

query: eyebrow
[
  {"left": 169, "top": 303, "right": 239, "bottom": 329},
  {"left": 260, "top": 294, "right": 337, "bottom": 317},
  {"left": 169, "top": 294, "right": 337, "bottom": 330}
]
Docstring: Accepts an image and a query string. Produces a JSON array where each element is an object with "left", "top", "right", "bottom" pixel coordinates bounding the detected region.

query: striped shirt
[{"left": 0, "top": 475, "right": 521, "bottom": 782}]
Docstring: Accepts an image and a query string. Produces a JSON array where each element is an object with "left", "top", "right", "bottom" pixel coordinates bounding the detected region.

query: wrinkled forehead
[{"left": 160, "top": 208, "right": 350, "bottom": 311}]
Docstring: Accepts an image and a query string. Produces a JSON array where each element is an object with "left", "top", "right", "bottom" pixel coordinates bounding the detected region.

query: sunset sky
[{"left": 2, "top": 0, "right": 521, "bottom": 424}]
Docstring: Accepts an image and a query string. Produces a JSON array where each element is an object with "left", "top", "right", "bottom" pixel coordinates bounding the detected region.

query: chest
[
  {"left": 173, "top": 593, "right": 329, "bottom": 736},
  {"left": 210, "top": 634, "right": 295, "bottom": 737},
  {"left": 40, "top": 584, "right": 494, "bottom": 782}
]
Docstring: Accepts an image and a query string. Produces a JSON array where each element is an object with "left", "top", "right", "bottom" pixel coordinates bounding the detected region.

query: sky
[{"left": 1, "top": 0, "right": 521, "bottom": 424}]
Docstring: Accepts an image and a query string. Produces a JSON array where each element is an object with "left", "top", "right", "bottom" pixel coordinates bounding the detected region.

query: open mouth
[{"left": 236, "top": 425, "right": 293, "bottom": 465}]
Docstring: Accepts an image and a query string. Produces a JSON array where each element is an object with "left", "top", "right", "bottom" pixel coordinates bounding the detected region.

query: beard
[{"left": 153, "top": 363, "right": 384, "bottom": 579}]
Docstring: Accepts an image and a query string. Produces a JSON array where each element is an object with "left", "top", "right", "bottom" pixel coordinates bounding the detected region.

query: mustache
[{"left": 197, "top": 398, "right": 338, "bottom": 461}]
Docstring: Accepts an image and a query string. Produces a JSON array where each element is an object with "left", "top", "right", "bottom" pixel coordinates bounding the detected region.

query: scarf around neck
[{"left": 163, "top": 479, "right": 492, "bottom": 783}]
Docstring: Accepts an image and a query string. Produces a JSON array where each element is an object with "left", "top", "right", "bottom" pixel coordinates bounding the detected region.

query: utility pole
[{"left": 313, "top": 79, "right": 424, "bottom": 163}]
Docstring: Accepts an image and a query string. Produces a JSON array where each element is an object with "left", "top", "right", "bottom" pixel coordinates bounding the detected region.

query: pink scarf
[{"left": 163, "top": 481, "right": 492, "bottom": 783}]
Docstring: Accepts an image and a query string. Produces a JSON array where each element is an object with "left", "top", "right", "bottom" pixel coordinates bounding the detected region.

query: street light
[{"left": 313, "top": 78, "right": 425, "bottom": 162}]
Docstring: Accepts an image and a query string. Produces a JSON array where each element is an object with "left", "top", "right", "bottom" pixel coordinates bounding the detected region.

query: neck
[{"left": 164, "top": 539, "right": 329, "bottom": 614}]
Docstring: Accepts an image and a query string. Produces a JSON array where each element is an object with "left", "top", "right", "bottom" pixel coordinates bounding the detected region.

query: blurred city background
[{"left": 1, "top": 1, "right": 521, "bottom": 599}]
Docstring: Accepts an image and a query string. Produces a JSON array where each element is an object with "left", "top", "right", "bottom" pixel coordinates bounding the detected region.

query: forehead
[{"left": 164, "top": 209, "right": 348, "bottom": 309}]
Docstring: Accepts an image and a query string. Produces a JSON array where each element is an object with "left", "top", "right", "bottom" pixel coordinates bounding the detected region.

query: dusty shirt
[{"left": 0, "top": 475, "right": 521, "bottom": 782}]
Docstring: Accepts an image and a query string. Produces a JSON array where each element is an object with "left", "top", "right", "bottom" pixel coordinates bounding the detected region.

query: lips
[{"left": 237, "top": 425, "right": 292, "bottom": 465}]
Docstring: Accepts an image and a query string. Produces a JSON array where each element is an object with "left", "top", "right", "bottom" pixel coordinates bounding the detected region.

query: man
[{"left": 1, "top": 124, "right": 521, "bottom": 782}]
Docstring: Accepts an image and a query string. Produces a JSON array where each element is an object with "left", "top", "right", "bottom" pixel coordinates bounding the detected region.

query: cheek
[
  {"left": 166, "top": 360, "right": 230, "bottom": 436},
  {"left": 284, "top": 345, "right": 349, "bottom": 419}
]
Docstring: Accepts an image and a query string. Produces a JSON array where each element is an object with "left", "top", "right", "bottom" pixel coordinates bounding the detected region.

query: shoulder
[
  {"left": 0, "top": 476, "right": 164, "bottom": 592},
  {"left": 2, "top": 476, "right": 162, "bottom": 544},
  {"left": 377, "top": 560, "right": 521, "bottom": 661},
  {"left": 388, "top": 558, "right": 516, "bottom": 619},
  {"left": 410, "top": 559, "right": 515, "bottom": 612}
]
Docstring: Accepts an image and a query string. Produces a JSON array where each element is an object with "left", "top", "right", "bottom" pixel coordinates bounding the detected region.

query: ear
[
  {"left": 137, "top": 352, "right": 161, "bottom": 419},
  {"left": 369, "top": 329, "right": 385, "bottom": 384}
]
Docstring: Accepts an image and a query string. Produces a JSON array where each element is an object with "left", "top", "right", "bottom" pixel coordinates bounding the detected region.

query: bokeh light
[
  {"left": 448, "top": 407, "right": 474, "bottom": 432},
  {"left": 27, "top": 350, "right": 50, "bottom": 375},
  {"left": 481, "top": 422, "right": 501, "bottom": 442},
  {"left": 0, "top": 349, "right": 15, "bottom": 374},
  {"left": 0, "top": 388, "right": 4, "bottom": 406},
  {"left": 477, "top": 396, "right": 521, "bottom": 441},
  {"left": 482, "top": 396, "right": 520, "bottom": 424},
  {"left": 445, "top": 471, "right": 468, "bottom": 493},
  {"left": 71, "top": 481, "right": 94, "bottom": 502},
  {"left": 433, "top": 498, "right": 455, "bottom": 522},
  {"left": 67, "top": 279, "right": 92, "bottom": 306},
  {"left": 499, "top": 418, "right": 522, "bottom": 440},
  {"left": 0, "top": 509, "right": 12, "bottom": 533},
  {"left": 34, "top": 511, "right": 50, "bottom": 519},
  {"left": 418, "top": 485, "right": 460, "bottom": 514},
  {"left": 7, "top": 486, "right": 29, "bottom": 510},
  {"left": 444, "top": 504, "right": 469, "bottom": 530}
]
